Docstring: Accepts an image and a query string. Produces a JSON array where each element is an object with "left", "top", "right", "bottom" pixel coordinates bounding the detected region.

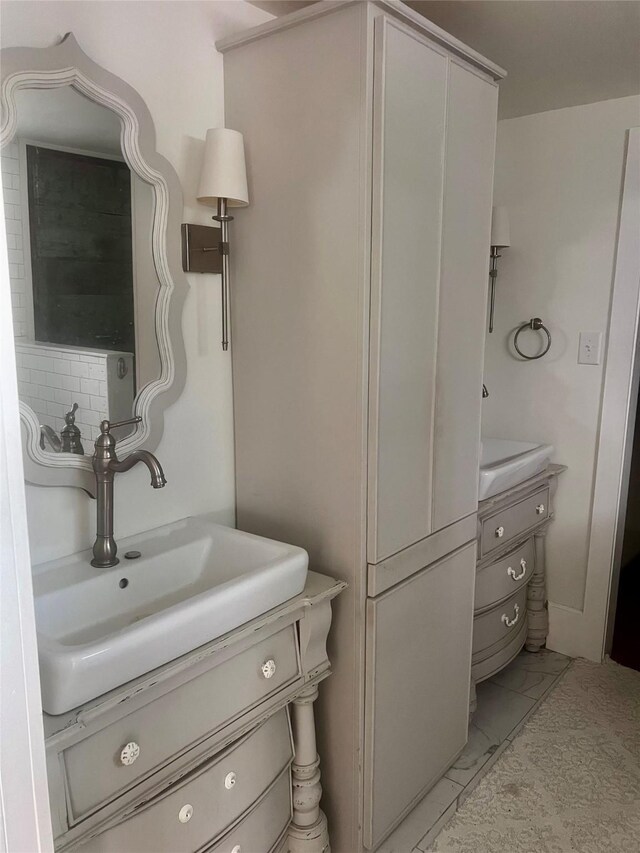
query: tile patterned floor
[
  {"left": 378, "top": 649, "right": 572, "bottom": 853},
  {"left": 428, "top": 657, "right": 640, "bottom": 852}
]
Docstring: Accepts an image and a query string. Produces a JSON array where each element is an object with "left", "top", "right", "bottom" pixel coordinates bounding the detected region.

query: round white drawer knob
[
  {"left": 536, "top": 503, "right": 545, "bottom": 515},
  {"left": 495, "top": 526, "right": 505, "bottom": 538},
  {"left": 178, "top": 804, "right": 193, "bottom": 824},
  {"left": 120, "top": 742, "right": 140, "bottom": 766},
  {"left": 224, "top": 771, "right": 237, "bottom": 790},
  {"left": 231, "top": 846, "right": 241, "bottom": 853},
  {"left": 261, "top": 659, "right": 277, "bottom": 679}
]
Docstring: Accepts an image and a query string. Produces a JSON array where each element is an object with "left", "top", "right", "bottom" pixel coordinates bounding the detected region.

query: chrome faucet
[{"left": 91, "top": 416, "right": 166, "bottom": 568}]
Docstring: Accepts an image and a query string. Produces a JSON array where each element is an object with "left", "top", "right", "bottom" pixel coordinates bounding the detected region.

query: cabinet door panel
[
  {"left": 363, "top": 542, "right": 475, "bottom": 848},
  {"left": 368, "top": 17, "right": 448, "bottom": 563},
  {"left": 432, "top": 61, "right": 498, "bottom": 531}
]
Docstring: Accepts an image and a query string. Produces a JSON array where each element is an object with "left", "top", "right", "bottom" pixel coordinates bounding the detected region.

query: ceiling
[{"left": 248, "top": 1, "right": 640, "bottom": 119}]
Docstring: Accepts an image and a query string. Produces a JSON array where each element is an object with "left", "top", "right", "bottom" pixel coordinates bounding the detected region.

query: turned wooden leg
[
  {"left": 526, "top": 530, "right": 549, "bottom": 652},
  {"left": 287, "top": 684, "right": 330, "bottom": 853},
  {"left": 468, "top": 674, "right": 477, "bottom": 721}
]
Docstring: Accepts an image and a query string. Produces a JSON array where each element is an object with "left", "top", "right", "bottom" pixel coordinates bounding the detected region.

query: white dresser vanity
[
  {"left": 44, "top": 572, "right": 344, "bottom": 853},
  {"left": 471, "top": 464, "right": 566, "bottom": 713}
]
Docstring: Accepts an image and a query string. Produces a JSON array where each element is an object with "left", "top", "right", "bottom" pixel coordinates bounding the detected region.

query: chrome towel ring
[{"left": 513, "top": 318, "right": 551, "bottom": 360}]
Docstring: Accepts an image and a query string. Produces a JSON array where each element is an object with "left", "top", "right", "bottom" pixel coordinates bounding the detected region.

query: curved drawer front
[
  {"left": 471, "top": 617, "right": 527, "bottom": 684},
  {"left": 205, "top": 769, "right": 291, "bottom": 853},
  {"left": 480, "top": 488, "right": 549, "bottom": 557},
  {"left": 475, "top": 538, "right": 534, "bottom": 613},
  {"left": 64, "top": 625, "right": 300, "bottom": 822},
  {"left": 472, "top": 586, "right": 527, "bottom": 661},
  {"left": 75, "top": 711, "right": 292, "bottom": 853}
]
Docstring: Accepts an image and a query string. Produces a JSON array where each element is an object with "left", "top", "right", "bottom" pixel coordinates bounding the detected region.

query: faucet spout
[
  {"left": 110, "top": 450, "right": 167, "bottom": 488},
  {"left": 40, "top": 423, "right": 62, "bottom": 452}
]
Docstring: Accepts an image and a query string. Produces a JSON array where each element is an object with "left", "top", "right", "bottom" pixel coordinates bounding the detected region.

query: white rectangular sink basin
[
  {"left": 479, "top": 438, "right": 554, "bottom": 501},
  {"left": 33, "top": 515, "right": 308, "bottom": 715}
]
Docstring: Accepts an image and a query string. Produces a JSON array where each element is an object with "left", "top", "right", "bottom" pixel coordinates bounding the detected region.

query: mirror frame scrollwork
[{"left": 1, "top": 33, "right": 188, "bottom": 495}]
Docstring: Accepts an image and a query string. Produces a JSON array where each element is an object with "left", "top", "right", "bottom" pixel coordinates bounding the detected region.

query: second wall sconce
[
  {"left": 182, "top": 128, "right": 249, "bottom": 351},
  {"left": 488, "top": 205, "right": 510, "bottom": 333}
]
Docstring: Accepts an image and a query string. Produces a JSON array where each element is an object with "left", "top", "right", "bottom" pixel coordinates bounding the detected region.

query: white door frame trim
[
  {"left": 0, "top": 189, "right": 53, "bottom": 849},
  {"left": 548, "top": 127, "right": 640, "bottom": 661}
]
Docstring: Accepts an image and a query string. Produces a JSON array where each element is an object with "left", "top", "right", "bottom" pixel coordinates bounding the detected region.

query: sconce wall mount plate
[{"left": 181, "top": 223, "right": 223, "bottom": 274}]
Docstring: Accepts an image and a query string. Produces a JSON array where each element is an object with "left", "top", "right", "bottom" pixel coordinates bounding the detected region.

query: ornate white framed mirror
[{"left": 1, "top": 33, "right": 187, "bottom": 494}]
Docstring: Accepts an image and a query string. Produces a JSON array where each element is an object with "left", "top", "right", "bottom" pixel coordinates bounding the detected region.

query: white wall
[
  {"left": 1, "top": 140, "right": 30, "bottom": 338},
  {"left": 1, "top": 0, "right": 272, "bottom": 565},
  {"left": 484, "top": 95, "right": 640, "bottom": 613}
]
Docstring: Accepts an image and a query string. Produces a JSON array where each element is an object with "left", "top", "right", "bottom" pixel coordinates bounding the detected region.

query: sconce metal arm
[
  {"left": 488, "top": 246, "right": 501, "bottom": 333},
  {"left": 211, "top": 197, "right": 233, "bottom": 351}
]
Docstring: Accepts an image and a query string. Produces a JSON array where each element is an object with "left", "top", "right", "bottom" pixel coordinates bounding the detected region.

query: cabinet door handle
[
  {"left": 536, "top": 503, "right": 545, "bottom": 515},
  {"left": 507, "top": 558, "right": 527, "bottom": 581},
  {"left": 501, "top": 603, "right": 520, "bottom": 628},
  {"left": 495, "top": 526, "right": 505, "bottom": 538},
  {"left": 224, "top": 772, "right": 237, "bottom": 790},
  {"left": 119, "top": 741, "right": 140, "bottom": 766},
  {"left": 261, "top": 659, "right": 277, "bottom": 679}
]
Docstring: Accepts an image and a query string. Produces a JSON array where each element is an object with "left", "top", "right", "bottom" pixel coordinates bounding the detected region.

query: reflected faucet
[
  {"left": 40, "top": 423, "right": 63, "bottom": 452},
  {"left": 39, "top": 404, "right": 85, "bottom": 454},
  {"left": 91, "top": 416, "right": 166, "bottom": 568}
]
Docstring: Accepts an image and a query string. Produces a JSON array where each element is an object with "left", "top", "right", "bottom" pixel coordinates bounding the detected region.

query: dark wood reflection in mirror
[{"left": 27, "top": 144, "right": 136, "bottom": 355}]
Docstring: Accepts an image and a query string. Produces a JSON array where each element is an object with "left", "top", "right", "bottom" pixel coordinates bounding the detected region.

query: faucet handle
[{"left": 100, "top": 416, "right": 142, "bottom": 434}]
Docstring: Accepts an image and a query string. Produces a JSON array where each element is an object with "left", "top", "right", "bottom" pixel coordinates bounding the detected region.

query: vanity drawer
[
  {"left": 75, "top": 710, "right": 293, "bottom": 853},
  {"left": 480, "top": 488, "right": 549, "bottom": 557},
  {"left": 475, "top": 538, "right": 534, "bottom": 613},
  {"left": 63, "top": 624, "right": 300, "bottom": 822},
  {"left": 204, "top": 768, "right": 291, "bottom": 853},
  {"left": 472, "top": 586, "right": 527, "bottom": 661}
]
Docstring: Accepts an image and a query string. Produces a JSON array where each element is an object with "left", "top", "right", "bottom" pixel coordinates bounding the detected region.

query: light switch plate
[{"left": 578, "top": 331, "right": 603, "bottom": 365}]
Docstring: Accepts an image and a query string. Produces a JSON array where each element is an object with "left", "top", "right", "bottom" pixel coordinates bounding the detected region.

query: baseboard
[{"left": 547, "top": 602, "right": 603, "bottom": 662}]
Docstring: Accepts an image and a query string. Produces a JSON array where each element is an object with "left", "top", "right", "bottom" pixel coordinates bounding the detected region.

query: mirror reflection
[{"left": 2, "top": 85, "right": 161, "bottom": 453}]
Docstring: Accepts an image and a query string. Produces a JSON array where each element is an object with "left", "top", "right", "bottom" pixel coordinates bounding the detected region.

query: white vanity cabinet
[
  {"left": 220, "top": 2, "right": 503, "bottom": 848},
  {"left": 44, "top": 573, "right": 344, "bottom": 853},
  {"left": 471, "top": 466, "right": 566, "bottom": 698}
]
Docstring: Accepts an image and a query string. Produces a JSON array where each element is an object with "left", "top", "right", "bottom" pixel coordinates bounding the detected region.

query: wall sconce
[
  {"left": 488, "top": 205, "right": 510, "bottom": 333},
  {"left": 182, "top": 128, "right": 249, "bottom": 351}
]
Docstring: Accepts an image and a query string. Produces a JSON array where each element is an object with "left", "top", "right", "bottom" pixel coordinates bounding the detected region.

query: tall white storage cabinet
[{"left": 219, "top": 3, "right": 503, "bottom": 849}]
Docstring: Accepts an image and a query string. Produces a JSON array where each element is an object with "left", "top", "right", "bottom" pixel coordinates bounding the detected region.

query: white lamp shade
[
  {"left": 197, "top": 128, "right": 249, "bottom": 208},
  {"left": 491, "top": 205, "right": 510, "bottom": 248}
]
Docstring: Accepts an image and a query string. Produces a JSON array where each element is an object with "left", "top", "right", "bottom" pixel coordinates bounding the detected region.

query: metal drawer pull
[
  {"left": 119, "top": 741, "right": 140, "bottom": 766},
  {"left": 536, "top": 503, "right": 545, "bottom": 515},
  {"left": 507, "top": 559, "right": 527, "bottom": 581},
  {"left": 501, "top": 603, "right": 520, "bottom": 628},
  {"left": 178, "top": 804, "right": 193, "bottom": 824},
  {"left": 495, "top": 526, "right": 505, "bottom": 538},
  {"left": 261, "top": 659, "right": 277, "bottom": 679},
  {"left": 224, "top": 772, "right": 237, "bottom": 790}
]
